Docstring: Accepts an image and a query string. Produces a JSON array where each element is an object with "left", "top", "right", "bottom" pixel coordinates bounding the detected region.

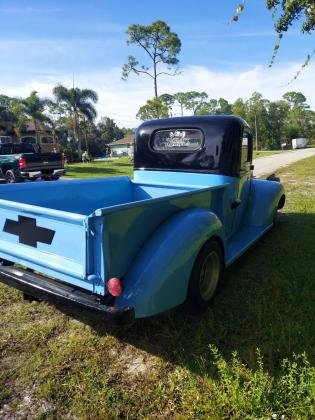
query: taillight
[
  {"left": 61, "top": 154, "right": 65, "bottom": 167},
  {"left": 19, "top": 157, "right": 26, "bottom": 169},
  {"left": 107, "top": 277, "right": 123, "bottom": 297}
]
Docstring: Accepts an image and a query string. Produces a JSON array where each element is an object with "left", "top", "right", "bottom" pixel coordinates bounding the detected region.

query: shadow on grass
[{"left": 52, "top": 212, "right": 315, "bottom": 376}]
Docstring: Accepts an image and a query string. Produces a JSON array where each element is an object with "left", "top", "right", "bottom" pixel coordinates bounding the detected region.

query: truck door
[{"left": 231, "top": 129, "right": 253, "bottom": 232}]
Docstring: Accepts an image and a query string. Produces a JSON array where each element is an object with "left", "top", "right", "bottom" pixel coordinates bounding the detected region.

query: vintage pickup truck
[
  {"left": 0, "top": 116, "right": 285, "bottom": 323},
  {"left": 0, "top": 143, "right": 65, "bottom": 183}
]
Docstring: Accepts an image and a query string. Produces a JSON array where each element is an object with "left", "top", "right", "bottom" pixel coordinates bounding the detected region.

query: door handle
[{"left": 231, "top": 199, "right": 241, "bottom": 209}]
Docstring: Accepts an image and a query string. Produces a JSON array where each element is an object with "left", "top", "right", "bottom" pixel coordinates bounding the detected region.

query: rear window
[
  {"left": 12, "top": 144, "right": 34, "bottom": 153},
  {"left": 152, "top": 129, "right": 204, "bottom": 152}
]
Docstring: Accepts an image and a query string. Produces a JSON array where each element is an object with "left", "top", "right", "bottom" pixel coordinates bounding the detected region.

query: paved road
[{"left": 253, "top": 148, "right": 315, "bottom": 178}]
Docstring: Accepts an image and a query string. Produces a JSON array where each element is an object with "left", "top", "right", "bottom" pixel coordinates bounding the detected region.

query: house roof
[{"left": 108, "top": 135, "right": 134, "bottom": 146}]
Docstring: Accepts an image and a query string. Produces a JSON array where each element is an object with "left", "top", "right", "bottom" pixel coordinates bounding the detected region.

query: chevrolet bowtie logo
[{"left": 3, "top": 216, "right": 55, "bottom": 248}]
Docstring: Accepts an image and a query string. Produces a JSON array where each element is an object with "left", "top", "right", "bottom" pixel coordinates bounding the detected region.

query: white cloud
[{"left": 0, "top": 62, "right": 314, "bottom": 127}]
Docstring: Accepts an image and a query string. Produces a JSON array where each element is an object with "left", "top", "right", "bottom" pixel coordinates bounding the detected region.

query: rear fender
[
  {"left": 245, "top": 179, "right": 285, "bottom": 227},
  {"left": 115, "top": 208, "right": 224, "bottom": 318}
]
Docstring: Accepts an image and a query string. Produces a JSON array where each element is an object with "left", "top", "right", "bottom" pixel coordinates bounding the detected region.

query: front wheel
[{"left": 187, "top": 239, "right": 224, "bottom": 313}]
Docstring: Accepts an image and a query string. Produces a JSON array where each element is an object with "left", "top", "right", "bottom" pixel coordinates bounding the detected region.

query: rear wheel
[
  {"left": 187, "top": 239, "right": 224, "bottom": 313},
  {"left": 5, "top": 170, "right": 23, "bottom": 184}
]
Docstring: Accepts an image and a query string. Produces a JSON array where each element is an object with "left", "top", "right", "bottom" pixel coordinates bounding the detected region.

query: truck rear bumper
[
  {"left": 0, "top": 266, "right": 134, "bottom": 324},
  {"left": 20, "top": 169, "right": 65, "bottom": 179}
]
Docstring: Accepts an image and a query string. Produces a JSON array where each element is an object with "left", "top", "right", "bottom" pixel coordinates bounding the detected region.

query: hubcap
[{"left": 199, "top": 251, "right": 220, "bottom": 301}]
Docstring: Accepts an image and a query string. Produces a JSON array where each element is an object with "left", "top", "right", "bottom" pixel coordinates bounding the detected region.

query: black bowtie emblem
[{"left": 3, "top": 216, "right": 55, "bottom": 248}]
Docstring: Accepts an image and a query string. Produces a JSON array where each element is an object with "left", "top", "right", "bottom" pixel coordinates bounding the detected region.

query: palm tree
[
  {"left": 21, "top": 91, "right": 52, "bottom": 146},
  {"left": 0, "top": 95, "right": 21, "bottom": 137},
  {"left": 53, "top": 85, "right": 98, "bottom": 157}
]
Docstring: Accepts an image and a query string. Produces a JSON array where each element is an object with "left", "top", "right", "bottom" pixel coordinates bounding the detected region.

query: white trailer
[{"left": 292, "top": 138, "right": 308, "bottom": 149}]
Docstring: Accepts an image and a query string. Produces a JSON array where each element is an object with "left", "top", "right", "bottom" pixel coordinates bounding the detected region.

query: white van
[{"left": 292, "top": 138, "right": 308, "bottom": 149}]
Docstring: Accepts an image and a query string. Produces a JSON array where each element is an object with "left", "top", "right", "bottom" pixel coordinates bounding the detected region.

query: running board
[{"left": 225, "top": 224, "right": 273, "bottom": 266}]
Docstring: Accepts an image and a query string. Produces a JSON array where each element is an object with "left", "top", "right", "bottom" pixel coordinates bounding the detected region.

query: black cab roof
[{"left": 134, "top": 115, "right": 251, "bottom": 176}]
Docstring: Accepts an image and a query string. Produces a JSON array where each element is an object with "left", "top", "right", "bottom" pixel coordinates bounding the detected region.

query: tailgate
[
  {"left": 0, "top": 199, "right": 93, "bottom": 292},
  {"left": 23, "top": 152, "right": 63, "bottom": 171}
]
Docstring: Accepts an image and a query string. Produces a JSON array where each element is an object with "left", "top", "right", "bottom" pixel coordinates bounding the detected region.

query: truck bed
[
  {"left": 0, "top": 176, "right": 224, "bottom": 296},
  {"left": 0, "top": 176, "right": 202, "bottom": 215}
]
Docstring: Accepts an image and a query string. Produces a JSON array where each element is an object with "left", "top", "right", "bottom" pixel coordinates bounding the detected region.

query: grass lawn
[
  {"left": 64, "top": 157, "right": 133, "bottom": 178},
  {"left": 64, "top": 153, "right": 284, "bottom": 179},
  {"left": 1, "top": 157, "right": 315, "bottom": 418},
  {"left": 253, "top": 150, "right": 284, "bottom": 159}
]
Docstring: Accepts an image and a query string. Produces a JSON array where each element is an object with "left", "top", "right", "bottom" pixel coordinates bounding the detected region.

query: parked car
[
  {"left": 0, "top": 143, "right": 65, "bottom": 183},
  {"left": 0, "top": 116, "right": 285, "bottom": 323}
]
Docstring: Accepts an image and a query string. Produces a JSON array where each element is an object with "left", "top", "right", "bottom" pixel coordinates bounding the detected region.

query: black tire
[
  {"left": 273, "top": 195, "right": 285, "bottom": 227},
  {"left": 187, "top": 239, "right": 224, "bottom": 313},
  {"left": 51, "top": 176, "right": 60, "bottom": 181},
  {"left": 0, "top": 258, "right": 14, "bottom": 266},
  {"left": 5, "top": 169, "right": 23, "bottom": 184}
]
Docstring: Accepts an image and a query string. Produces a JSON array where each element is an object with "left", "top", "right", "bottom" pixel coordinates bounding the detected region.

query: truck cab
[
  {"left": 134, "top": 116, "right": 253, "bottom": 237},
  {"left": 0, "top": 116, "right": 285, "bottom": 322}
]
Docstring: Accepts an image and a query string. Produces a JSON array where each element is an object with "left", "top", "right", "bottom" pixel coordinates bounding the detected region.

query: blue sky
[{"left": 0, "top": 0, "right": 314, "bottom": 126}]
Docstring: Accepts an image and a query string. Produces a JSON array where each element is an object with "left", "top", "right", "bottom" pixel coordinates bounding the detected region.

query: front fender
[
  {"left": 245, "top": 179, "right": 285, "bottom": 227},
  {"left": 115, "top": 208, "right": 224, "bottom": 318}
]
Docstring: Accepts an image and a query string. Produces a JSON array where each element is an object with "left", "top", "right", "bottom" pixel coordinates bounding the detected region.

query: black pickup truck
[{"left": 0, "top": 143, "right": 65, "bottom": 183}]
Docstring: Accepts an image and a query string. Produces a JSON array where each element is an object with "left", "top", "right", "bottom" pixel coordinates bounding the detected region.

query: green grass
[
  {"left": 64, "top": 157, "right": 133, "bottom": 178},
  {"left": 1, "top": 156, "right": 315, "bottom": 418},
  {"left": 64, "top": 152, "right": 289, "bottom": 179},
  {"left": 253, "top": 150, "right": 285, "bottom": 159}
]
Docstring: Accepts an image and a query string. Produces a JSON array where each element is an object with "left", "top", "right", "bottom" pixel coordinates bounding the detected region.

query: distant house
[
  {"left": 0, "top": 119, "right": 59, "bottom": 152},
  {"left": 20, "top": 122, "right": 58, "bottom": 152},
  {"left": 0, "top": 121, "right": 15, "bottom": 139},
  {"left": 108, "top": 135, "right": 134, "bottom": 157}
]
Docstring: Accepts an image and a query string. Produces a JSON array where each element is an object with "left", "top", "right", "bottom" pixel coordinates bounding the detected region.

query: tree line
[
  {"left": 0, "top": 88, "right": 131, "bottom": 159},
  {"left": 1, "top": 88, "right": 314, "bottom": 155},
  {"left": 136, "top": 90, "right": 315, "bottom": 150}
]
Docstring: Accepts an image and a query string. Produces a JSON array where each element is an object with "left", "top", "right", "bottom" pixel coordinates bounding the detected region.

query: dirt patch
[
  {"left": 115, "top": 346, "right": 160, "bottom": 378},
  {"left": 0, "top": 385, "right": 55, "bottom": 419}
]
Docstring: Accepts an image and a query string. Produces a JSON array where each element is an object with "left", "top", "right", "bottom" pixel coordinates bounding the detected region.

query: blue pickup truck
[{"left": 0, "top": 116, "right": 285, "bottom": 323}]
